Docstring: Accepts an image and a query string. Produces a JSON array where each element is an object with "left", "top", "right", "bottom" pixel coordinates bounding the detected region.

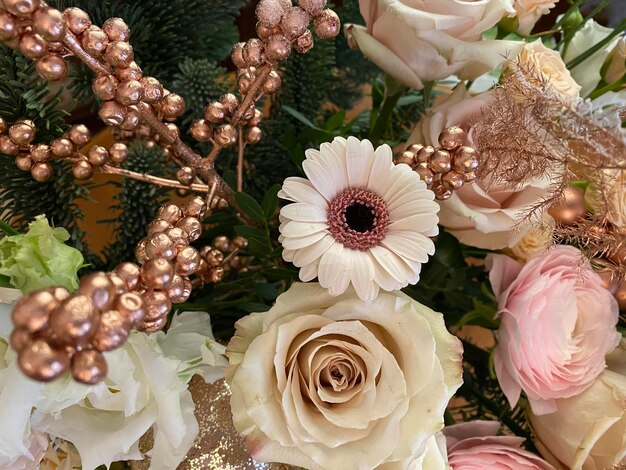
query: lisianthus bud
[{"left": 603, "top": 37, "right": 626, "bottom": 85}]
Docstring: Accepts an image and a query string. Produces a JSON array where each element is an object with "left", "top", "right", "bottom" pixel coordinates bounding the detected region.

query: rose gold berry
[
  {"left": 64, "top": 7, "right": 91, "bottom": 35},
  {"left": 68, "top": 124, "right": 91, "bottom": 146},
  {"left": 102, "top": 17, "right": 129, "bottom": 42},
  {"left": 81, "top": 25, "right": 109, "bottom": 57},
  {"left": 33, "top": 7, "right": 66, "bottom": 42},
  {"left": 140, "top": 77, "right": 164, "bottom": 104},
  {"left": 314, "top": 9, "right": 340, "bottom": 39},
  {"left": 73, "top": 160, "right": 93, "bottom": 179}
]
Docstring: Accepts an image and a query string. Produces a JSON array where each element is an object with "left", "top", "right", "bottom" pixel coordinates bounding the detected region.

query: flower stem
[
  {"left": 423, "top": 80, "right": 435, "bottom": 109},
  {"left": 0, "top": 220, "right": 18, "bottom": 236},
  {"left": 588, "top": 78, "right": 626, "bottom": 100},
  {"left": 370, "top": 92, "right": 402, "bottom": 145}
]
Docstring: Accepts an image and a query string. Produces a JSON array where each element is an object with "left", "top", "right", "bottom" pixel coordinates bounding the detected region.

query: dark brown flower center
[{"left": 327, "top": 187, "right": 389, "bottom": 251}]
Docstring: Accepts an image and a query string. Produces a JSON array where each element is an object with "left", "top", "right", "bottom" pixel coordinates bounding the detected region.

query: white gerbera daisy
[{"left": 278, "top": 136, "right": 440, "bottom": 301}]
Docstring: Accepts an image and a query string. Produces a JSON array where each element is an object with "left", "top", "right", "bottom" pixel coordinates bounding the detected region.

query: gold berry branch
[{"left": 0, "top": 0, "right": 341, "bottom": 384}]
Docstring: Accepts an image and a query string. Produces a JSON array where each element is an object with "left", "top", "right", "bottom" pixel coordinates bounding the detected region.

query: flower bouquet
[{"left": 0, "top": 0, "right": 624, "bottom": 469}]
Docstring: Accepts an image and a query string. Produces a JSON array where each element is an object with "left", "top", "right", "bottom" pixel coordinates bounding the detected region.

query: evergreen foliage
[
  {"left": 101, "top": 143, "right": 174, "bottom": 268},
  {"left": 172, "top": 58, "right": 229, "bottom": 128},
  {"left": 0, "top": 46, "right": 91, "bottom": 256},
  {"left": 51, "top": 0, "right": 246, "bottom": 100}
]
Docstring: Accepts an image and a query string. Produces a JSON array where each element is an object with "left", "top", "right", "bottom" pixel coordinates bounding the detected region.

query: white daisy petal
[
  {"left": 383, "top": 166, "right": 425, "bottom": 205},
  {"left": 302, "top": 159, "right": 337, "bottom": 201},
  {"left": 281, "top": 221, "right": 328, "bottom": 238},
  {"left": 370, "top": 255, "right": 401, "bottom": 291},
  {"left": 282, "top": 248, "right": 296, "bottom": 262},
  {"left": 388, "top": 214, "right": 440, "bottom": 233},
  {"left": 280, "top": 203, "right": 328, "bottom": 223},
  {"left": 349, "top": 252, "right": 377, "bottom": 301},
  {"left": 381, "top": 233, "right": 433, "bottom": 263},
  {"left": 345, "top": 137, "right": 374, "bottom": 188},
  {"left": 330, "top": 136, "right": 348, "bottom": 156},
  {"left": 369, "top": 246, "right": 411, "bottom": 283},
  {"left": 316, "top": 144, "right": 348, "bottom": 194},
  {"left": 280, "top": 177, "right": 328, "bottom": 207},
  {"left": 299, "top": 258, "right": 320, "bottom": 282},
  {"left": 319, "top": 243, "right": 347, "bottom": 289},
  {"left": 282, "top": 231, "right": 328, "bottom": 251},
  {"left": 389, "top": 199, "right": 441, "bottom": 223},
  {"left": 292, "top": 235, "right": 335, "bottom": 266},
  {"left": 367, "top": 147, "right": 395, "bottom": 196}
]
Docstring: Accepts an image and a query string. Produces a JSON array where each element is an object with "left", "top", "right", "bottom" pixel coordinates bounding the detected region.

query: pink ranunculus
[
  {"left": 489, "top": 245, "right": 621, "bottom": 415},
  {"left": 444, "top": 420, "right": 555, "bottom": 469}
]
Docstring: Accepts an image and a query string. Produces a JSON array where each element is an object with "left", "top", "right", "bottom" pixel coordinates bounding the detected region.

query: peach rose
[
  {"left": 345, "top": 0, "right": 523, "bottom": 89},
  {"left": 444, "top": 420, "right": 555, "bottom": 469},
  {"left": 529, "top": 339, "right": 626, "bottom": 470},
  {"left": 409, "top": 85, "right": 551, "bottom": 249},
  {"left": 518, "top": 40, "right": 581, "bottom": 97},
  {"left": 226, "top": 283, "right": 463, "bottom": 469},
  {"left": 514, "top": 0, "right": 558, "bottom": 35},
  {"left": 489, "top": 245, "right": 621, "bottom": 415}
]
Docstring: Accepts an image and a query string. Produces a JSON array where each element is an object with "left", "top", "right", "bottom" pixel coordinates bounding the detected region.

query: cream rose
[
  {"left": 514, "top": 0, "right": 558, "bottom": 35},
  {"left": 226, "top": 283, "right": 463, "bottom": 470},
  {"left": 509, "top": 223, "right": 553, "bottom": 261},
  {"left": 519, "top": 40, "right": 581, "bottom": 97},
  {"left": 409, "top": 85, "right": 551, "bottom": 249},
  {"left": 529, "top": 339, "right": 626, "bottom": 470},
  {"left": 345, "top": 0, "right": 523, "bottom": 89}
]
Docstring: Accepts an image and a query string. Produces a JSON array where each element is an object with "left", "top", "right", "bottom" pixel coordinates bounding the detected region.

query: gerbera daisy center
[{"left": 327, "top": 187, "right": 389, "bottom": 251}]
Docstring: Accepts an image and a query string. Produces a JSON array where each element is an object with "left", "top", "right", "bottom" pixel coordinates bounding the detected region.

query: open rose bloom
[
  {"left": 410, "top": 85, "right": 551, "bottom": 249},
  {"left": 226, "top": 283, "right": 463, "bottom": 469},
  {"left": 345, "top": 0, "right": 523, "bottom": 89}
]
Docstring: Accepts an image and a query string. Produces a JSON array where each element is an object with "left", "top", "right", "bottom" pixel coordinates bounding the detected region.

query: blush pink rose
[
  {"left": 345, "top": 0, "right": 523, "bottom": 89},
  {"left": 489, "top": 245, "right": 621, "bottom": 415},
  {"left": 444, "top": 420, "right": 555, "bottom": 469},
  {"left": 409, "top": 85, "right": 551, "bottom": 250}
]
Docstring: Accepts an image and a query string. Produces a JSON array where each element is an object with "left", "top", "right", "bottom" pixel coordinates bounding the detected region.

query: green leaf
[
  {"left": 282, "top": 105, "right": 317, "bottom": 128},
  {"left": 241, "top": 302, "right": 270, "bottom": 313},
  {"left": 458, "top": 299, "right": 500, "bottom": 330},
  {"left": 0, "top": 274, "right": 12, "bottom": 288},
  {"left": 265, "top": 267, "right": 299, "bottom": 281},
  {"left": 434, "top": 231, "right": 465, "bottom": 268},
  {"left": 234, "top": 225, "right": 267, "bottom": 242},
  {"left": 0, "top": 220, "right": 18, "bottom": 236},
  {"left": 235, "top": 192, "right": 265, "bottom": 223},
  {"left": 262, "top": 184, "right": 281, "bottom": 220},
  {"left": 255, "top": 282, "right": 278, "bottom": 300},
  {"left": 325, "top": 111, "right": 345, "bottom": 131},
  {"left": 247, "top": 238, "right": 272, "bottom": 258}
]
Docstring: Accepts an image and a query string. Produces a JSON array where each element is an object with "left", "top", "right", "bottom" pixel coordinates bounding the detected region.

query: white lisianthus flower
[
  {"left": 0, "top": 294, "right": 227, "bottom": 470},
  {"left": 279, "top": 136, "right": 440, "bottom": 301},
  {"left": 226, "top": 283, "right": 463, "bottom": 469},
  {"left": 563, "top": 20, "right": 622, "bottom": 97}
]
